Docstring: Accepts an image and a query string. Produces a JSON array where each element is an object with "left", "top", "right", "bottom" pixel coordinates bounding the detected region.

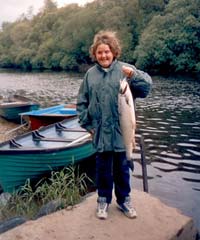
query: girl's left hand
[{"left": 122, "top": 66, "right": 135, "bottom": 78}]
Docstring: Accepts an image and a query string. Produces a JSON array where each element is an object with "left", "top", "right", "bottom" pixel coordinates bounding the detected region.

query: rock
[
  {"left": 35, "top": 199, "right": 65, "bottom": 219},
  {"left": 0, "top": 192, "right": 11, "bottom": 206},
  {"left": 0, "top": 216, "right": 27, "bottom": 234}
]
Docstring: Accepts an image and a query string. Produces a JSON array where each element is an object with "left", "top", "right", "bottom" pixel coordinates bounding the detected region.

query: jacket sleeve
[
  {"left": 76, "top": 75, "right": 93, "bottom": 132},
  {"left": 129, "top": 68, "right": 152, "bottom": 99}
]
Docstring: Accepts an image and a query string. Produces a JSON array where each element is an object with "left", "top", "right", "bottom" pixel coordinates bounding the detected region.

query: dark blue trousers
[{"left": 96, "top": 151, "right": 131, "bottom": 204}]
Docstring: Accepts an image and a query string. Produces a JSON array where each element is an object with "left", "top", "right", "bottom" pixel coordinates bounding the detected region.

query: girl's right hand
[{"left": 122, "top": 65, "right": 135, "bottom": 78}]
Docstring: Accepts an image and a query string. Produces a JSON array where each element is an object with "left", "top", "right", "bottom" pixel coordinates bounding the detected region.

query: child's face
[{"left": 95, "top": 43, "right": 114, "bottom": 68}]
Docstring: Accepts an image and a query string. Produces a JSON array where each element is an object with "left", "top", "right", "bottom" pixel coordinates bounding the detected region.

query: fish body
[{"left": 118, "top": 78, "right": 136, "bottom": 161}]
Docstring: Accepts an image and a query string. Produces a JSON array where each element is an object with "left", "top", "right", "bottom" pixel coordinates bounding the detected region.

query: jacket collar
[{"left": 96, "top": 59, "right": 117, "bottom": 73}]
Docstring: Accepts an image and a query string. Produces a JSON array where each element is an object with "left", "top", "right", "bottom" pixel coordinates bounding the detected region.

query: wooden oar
[{"left": 65, "top": 133, "right": 92, "bottom": 147}]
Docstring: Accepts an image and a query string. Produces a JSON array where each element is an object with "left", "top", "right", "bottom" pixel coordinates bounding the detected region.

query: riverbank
[
  {"left": 0, "top": 117, "right": 27, "bottom": 143},
  {"left": 0, "top": 190, "right": 198, "bottom": 240},
  {"left": 0, "top": 118, "right": 18, "bottom": 142}
]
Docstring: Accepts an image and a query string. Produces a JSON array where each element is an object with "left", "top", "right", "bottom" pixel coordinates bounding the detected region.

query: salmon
[{"left": 118, "top": 77, "right": 136, "bottom": 162}]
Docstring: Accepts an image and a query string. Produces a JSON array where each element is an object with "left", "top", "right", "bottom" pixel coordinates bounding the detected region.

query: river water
[{"left": 0, "top": 69, "right": 200, "bottom": 232}]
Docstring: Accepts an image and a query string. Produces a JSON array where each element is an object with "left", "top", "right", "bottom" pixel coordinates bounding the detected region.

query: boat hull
[
  {"left": 0, "top": 143, "right": 95, "bottom": 193},
  {"left": 0, "top": 118, "right": 96, "bottom": 192},
  {"left": 0, "top": 104, "right": 39, "bottom": 123},
  {"left": 21, "top": 104, "right": 77, "bottom": 130},
  {"left": 0, "top": 95, "right": 40, "bottom": 123}
]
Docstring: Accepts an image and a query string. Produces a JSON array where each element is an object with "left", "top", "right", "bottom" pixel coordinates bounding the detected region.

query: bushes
[{"left": 0, "top": 165, "right": 92, "bottom": 221}]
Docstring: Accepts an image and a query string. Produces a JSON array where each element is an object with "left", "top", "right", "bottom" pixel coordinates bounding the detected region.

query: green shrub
[{"left": 0, "top": 165, "right": 92, "bottom": 221}]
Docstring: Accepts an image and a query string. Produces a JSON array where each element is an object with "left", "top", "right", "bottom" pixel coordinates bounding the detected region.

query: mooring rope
[{"left": 4, "top": 122, "right": 29, "bottom": 136}]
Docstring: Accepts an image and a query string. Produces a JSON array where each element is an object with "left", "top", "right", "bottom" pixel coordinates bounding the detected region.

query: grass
[{"left": 0, "top": 165, "right": 93, "bottom": 221}]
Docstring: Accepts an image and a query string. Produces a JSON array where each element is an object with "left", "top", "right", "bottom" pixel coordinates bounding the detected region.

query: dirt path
[{"left": 0, "top": 191, "right": 197, "bottom": 240}]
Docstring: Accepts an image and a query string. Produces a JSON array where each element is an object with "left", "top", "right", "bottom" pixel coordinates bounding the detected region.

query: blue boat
[{"left": 20, "top": 104, "right": 77, "bottom": 130}]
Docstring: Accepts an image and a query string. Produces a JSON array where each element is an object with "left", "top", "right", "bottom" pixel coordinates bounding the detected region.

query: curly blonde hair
[{"left": 89, "top": 30, "right": 121, "bottom": 61}]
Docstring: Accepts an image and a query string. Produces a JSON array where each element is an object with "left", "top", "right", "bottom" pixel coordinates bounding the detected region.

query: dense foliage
[
  {"left": 0, "top": 0, "right": 199, "bottom": 74},
  {"left": 134, "top": 0, "right": 200, "bottom": 73}
]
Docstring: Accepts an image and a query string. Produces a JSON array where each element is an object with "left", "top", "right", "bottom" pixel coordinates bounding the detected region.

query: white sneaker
[
  {"left": 118, "top": 196, "right": 137, "bottom": 219},
  {"left": 96, "top": 197, "right": 109, "bottom": 220}
]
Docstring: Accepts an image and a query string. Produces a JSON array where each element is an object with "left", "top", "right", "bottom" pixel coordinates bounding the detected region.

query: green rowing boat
[{"left": 0, "top": 117, "right": 96, "bottom": 193}]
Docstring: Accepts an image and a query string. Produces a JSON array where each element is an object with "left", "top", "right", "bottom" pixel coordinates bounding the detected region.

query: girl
[{"left": 77, "top": 30, "right": 152, "bottom": 219}]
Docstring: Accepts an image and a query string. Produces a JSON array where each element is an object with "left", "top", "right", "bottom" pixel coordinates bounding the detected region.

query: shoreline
[{"left": 0, "top": 117, "right": 27, "bottom": 143}]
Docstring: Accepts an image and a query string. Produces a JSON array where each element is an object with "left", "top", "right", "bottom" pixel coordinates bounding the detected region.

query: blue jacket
[{"left": 76, "top": 60, "right": 152, "bottom": 152}]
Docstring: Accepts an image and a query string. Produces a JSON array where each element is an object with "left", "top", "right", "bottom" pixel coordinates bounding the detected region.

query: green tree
[
  {"left": 134, "top": 0, "right": 200, "bottom": 73},
  {"left": 15, "top": 48, "right": 34, "bottom": 70},
  {"left": 43, "top": 0, "right": 57, "bottom": 12},
  {"left": 0, "top": 0, "right": 199, "bottom": 74}
]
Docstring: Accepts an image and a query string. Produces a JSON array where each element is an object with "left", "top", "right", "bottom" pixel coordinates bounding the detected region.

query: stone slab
[{"left": 0, "top": 190, "right": 197, "bottom": 240}]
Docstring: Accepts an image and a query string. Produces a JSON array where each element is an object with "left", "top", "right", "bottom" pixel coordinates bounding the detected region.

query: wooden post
[{"left": 140, "top": 135, "right": 149, "bottom": 192}]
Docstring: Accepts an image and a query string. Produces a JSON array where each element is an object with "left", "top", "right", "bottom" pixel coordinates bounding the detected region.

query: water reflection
[
  {"left": 134, "top": 77, "right": 200, "bottom": 231},
  {"left": 0, "top": 70, "right": 82, "bottom": 107},
  {"left": 0, "top": 71, "right": 200, "bottom": 231}
]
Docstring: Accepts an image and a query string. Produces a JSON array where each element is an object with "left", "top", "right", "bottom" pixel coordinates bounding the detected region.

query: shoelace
[
  {"left": 124, "top": 199, "right": 133, "bottom": 210},
  {"left": 99, "top": 202, "right": 107, "bottom": 210}
]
